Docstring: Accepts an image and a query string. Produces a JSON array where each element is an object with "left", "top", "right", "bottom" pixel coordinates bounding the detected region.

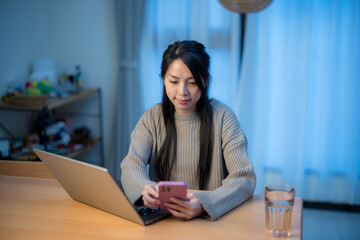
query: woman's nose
[{"left": 179, "top": 83, "right": 189, "bottom": 95}]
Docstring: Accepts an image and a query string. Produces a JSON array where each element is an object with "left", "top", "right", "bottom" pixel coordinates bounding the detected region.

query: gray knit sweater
[{"left": 120, "top": 99, "right": 256, "bottom": 220}]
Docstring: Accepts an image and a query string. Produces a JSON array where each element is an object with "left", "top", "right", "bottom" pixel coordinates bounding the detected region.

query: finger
[
  {"left": 143, "top": 194, "right": 159, "bottom": 205},
  {"left": 166, "top": 207, "right": 192, "bottom": 220},
  {"left": 165, "top": 202, "right": 190, "bottom": 214},
  {"left": 166, "top": 198, "right": 204, "bottom": 217},
  {"left": 144, "top": 185, "right": 159, "bottom": 198},
  {"left": 169, "top": 197, "right": 191, "bottom": 210},
  {"left": 142, "top": 185, "right": 160, "bottom": 208},
  {"left": 143, "top": 186, "right": 159, "bottom": 203},
  {"left": 169, "top": 209, "right": 194, "bottom": 221},
  {"left": 143, "top": 191, "right": 160, "bottom": 205},
  {"left": 186, "top": 192, "right": 195, "bottom": 200},
  {"left": 143, "top": 195, "right": 160, "bottom": 209}
]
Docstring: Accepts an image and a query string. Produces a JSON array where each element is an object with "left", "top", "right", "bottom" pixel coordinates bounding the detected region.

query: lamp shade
[{"left": 218, "top": 0, "right": 273, "bottom": 13}]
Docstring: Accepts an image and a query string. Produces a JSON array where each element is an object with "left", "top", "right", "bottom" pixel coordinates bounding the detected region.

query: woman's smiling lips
[{"left": 176, "top": 99, "right": 189, "bottom": 104}]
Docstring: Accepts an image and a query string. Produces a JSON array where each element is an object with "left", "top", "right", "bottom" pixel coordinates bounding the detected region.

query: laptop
[{"left": 33, "top": 149, "right": 171, "bottom": 226}]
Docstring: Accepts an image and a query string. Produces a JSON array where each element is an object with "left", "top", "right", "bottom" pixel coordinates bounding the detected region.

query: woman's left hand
[{"left": 164, "top": 192, "right": 204, "bottom": 220}]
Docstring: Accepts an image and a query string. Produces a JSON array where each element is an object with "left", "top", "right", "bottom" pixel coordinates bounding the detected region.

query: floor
[{"left": 303, "top": 208, "right": 360, "bottom": 240}]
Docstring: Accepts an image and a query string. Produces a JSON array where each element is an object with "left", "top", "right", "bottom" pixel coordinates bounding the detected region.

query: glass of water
[{"left": 265, "top": 184, "right": 295, "bottom": 238}]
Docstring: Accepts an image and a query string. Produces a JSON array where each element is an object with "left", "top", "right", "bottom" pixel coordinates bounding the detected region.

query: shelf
[
  {"left": 64, "top": 137, "right": 101, "bottom": 159},
  {"left": 0, "top": 88, "right": 99, "bottom": 111},
  {"left": 0, "top": 88, "right": 104, "bottom": 166},
  {"left": 2, "top": 138, "right": 100, "bottom": 162}
]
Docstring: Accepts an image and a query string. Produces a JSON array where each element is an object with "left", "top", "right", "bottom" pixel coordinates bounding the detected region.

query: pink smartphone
[{"left": 158, "top": 181, "right": 187, "bottom": 211}]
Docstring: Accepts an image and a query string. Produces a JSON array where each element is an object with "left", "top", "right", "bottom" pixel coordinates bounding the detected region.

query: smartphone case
[{"left": 158, "top": 181, "right": 187, "bottom": 211}]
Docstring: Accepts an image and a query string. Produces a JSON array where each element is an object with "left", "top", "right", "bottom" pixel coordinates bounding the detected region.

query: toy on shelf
[{"left": 1, "top": 79, "right": 54, "bottom": 108}]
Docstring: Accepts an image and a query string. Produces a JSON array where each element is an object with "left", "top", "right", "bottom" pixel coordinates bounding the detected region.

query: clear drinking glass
[{"left": 265, "top": 184, "right": 295, "bottom": 238}]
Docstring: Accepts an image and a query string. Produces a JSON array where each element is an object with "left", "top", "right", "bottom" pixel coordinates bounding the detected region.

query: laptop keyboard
[{"left": 136, "top": 207, "right": 160, "bottom": 216}]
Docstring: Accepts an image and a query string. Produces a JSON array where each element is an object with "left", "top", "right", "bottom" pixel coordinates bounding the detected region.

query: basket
[{"left": 11, "top": 95, "right": 49, "bottom": 108}]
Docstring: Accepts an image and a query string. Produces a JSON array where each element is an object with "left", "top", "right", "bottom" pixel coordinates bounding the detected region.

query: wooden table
[{"left": 0, "top": 175, "right": 302, "bottom": 239}]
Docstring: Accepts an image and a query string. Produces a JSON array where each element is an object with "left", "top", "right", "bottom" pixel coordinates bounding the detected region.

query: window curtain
[
  {"left": 235, "top": 0, "right": 360, "bottom": 204},
  {"left": 137, "top": 0, "right": 360, "bottom": 205},
  {"left": 110, "top": 0, "right": 146, "bottom": 181}
]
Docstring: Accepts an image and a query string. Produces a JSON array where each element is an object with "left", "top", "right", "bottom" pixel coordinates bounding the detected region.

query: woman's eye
[
  {"left": 189, "top": 81, "right": 197, "bottom": 85},
  {"left": 170, "top": 81, "right": 178, "bottom": 84}
]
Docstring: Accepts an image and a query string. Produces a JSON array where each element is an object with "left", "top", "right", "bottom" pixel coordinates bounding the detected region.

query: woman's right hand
[{"left": 142, "top": 184, "right": 160, "bottom": 209}]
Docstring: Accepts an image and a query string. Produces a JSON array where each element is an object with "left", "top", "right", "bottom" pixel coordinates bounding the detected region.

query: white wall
[
  {"left": 0, "top": 0, "right": 118, "bottom": 166},
  {"left": 0, "top": 0, "right": 50, "bottom": 93}
]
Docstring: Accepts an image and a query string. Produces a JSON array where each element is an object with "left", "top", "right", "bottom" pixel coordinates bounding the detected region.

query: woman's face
[{"left": 164, "top": 59, "right": 202, "bottom": 114}]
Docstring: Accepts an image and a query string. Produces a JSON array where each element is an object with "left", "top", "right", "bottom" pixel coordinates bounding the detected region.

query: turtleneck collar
[{"left": 174, "top": 111, "right": 199, "bottom": 122}]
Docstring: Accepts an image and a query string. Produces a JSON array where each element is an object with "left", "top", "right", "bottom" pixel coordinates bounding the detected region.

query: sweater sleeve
[
  {"left": 120, "top": 109, "right": 158, "bottom": 205},
  {"left": 193, "top": 105, "right": 256, "bottom": 221}
]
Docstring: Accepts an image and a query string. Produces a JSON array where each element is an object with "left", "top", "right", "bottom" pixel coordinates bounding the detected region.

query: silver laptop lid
[{"left": 33, "top": 149, "right": 145, "bottom": 225}]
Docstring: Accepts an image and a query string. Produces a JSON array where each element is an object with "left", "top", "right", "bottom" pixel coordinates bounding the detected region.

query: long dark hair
[{"left": 155, "top": 40, "right": 213, "bottom": 190}]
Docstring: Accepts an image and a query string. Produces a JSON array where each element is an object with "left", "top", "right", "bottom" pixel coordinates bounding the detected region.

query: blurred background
[{"left": 0, "top": 1, "right": 359, "bottom": 235}]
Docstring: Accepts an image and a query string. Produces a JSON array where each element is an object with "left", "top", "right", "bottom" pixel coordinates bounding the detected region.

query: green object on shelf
[
  {"left": 36, "top": 79, "right": 54, "bottom": 95},
  {"left": 25, "top": 87, "right": 41, "bottom": 97}
]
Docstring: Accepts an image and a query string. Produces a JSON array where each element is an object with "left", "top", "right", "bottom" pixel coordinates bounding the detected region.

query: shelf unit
[{"left": 0, "top": 88, "right": 104, "bottom": 166}]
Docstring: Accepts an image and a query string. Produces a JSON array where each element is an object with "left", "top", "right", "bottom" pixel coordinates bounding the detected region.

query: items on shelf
[
  {"left": 29, "top": 58, "right": 56, "bottom": 85},
  {"left": 71, "top": 126, "right": 93, "bottom": 145},
  {"left": 1, "top": 79, "right": 54, "bottom": 108},
  {"left": 0, "top": 88, "right": 103, "bottom": 164},
  {"left": 1, "top": 63, "right": 85, "bottom": 108},
  {"left": 57, "top": 65, "right": 84, "bottom": 94},
  {"left": 0, "top": 115, "right": 92, "bottom": 161}
]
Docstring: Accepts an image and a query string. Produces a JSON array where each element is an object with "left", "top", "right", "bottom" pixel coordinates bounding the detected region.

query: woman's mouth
[{"left": 176, "top": 99, "right": 189, "bottom": 104}]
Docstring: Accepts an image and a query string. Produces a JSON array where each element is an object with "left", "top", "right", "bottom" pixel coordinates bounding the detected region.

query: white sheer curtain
[
  {"left": 139, "top": 0, "right": 360, "bottom": 204},
  {"left": 236, "top": 0, "right": 360, "bottom": 204},
  {"left": 111, "top": 0, "right": 146, "bottom": 181}
]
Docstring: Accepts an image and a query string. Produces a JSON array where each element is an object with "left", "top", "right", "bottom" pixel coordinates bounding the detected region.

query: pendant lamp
[{"left": 218, "top": 0, "right": 273, "bottom": 13}]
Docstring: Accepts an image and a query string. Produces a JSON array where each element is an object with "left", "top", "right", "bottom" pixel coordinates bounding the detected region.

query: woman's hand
[
  {"left": 142, "top": 184, "right": 160, "bottom": 209},
  {"left": 164, "top": 192, "right": 204, "bottom": 220}
]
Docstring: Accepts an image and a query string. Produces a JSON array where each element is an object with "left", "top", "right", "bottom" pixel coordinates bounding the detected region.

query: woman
[{"left": 121, "top": 40, "right": 256, "bottom": 221}]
